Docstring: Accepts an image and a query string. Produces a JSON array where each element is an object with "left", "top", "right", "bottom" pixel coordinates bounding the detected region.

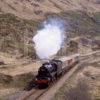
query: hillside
[
  {"left": 0, "top": 0, "right": 100, "bottom": 59},
  {"left": 53, "top": 53, "right": 100, "bottom": 100},
  {"left": 0, "top": 0, "right": 100, "bottom": 99},
  {"left": 0, "top": 0, "right": 100, "bottom": 20},
  {"left": 0, "top": 0, "right": 100, "bottom": 83},
  {"left": 0, "top": 13, "right": 39, "bottom": 59},
  {"left": 0, "top": 13, "right": 100, "bottom": 59}
]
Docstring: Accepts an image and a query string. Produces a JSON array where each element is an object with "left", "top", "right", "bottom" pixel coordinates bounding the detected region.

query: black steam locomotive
[
  {"left": 35, "top": 60, "right": 63, "bottom": 88},
  {"left": 25, "top": 54, "right": 79, "bottom": 90}
]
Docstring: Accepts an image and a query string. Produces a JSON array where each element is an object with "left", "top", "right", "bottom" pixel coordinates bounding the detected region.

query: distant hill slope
[
  {"left": 0, "top": 13, "right": 39, "bottom": 59},
  {"left": 0, "top": 0, "right": 100, "bottom": 20},
  {"left": 0, "top": 0, "right": 100, "bottom": 59}
]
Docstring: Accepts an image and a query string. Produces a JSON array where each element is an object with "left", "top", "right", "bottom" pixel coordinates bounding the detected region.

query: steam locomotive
[
  {"left": 35, "top": 54, "right": 79, "bottom": 88},
  {"left": 35, "top": 59, "right": 63, "bottom": 88},
  {"left": 26, "top": 54, "right": 79, "bottom": 90}
]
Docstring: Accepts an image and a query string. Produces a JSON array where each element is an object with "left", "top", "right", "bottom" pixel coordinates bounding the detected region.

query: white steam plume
[{"left": 33, "top": 18, "right": 66, "bottom": 59}]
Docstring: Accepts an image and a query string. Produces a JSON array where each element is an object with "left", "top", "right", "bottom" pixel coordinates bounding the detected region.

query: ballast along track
[
  {"left": 15, "top": 51, "right": 100, "bottom": 100},
  {"left": 18, "top": 89, "right": 48, "bottom": 100}
]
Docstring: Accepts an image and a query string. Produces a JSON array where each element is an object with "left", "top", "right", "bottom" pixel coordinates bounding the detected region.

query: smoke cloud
[{"left": 33, "top": 17, "right": 66, "bottom": 59}]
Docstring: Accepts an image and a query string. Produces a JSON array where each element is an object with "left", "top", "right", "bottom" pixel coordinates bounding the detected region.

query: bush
[
  {"left": 0, "top": 13, "right": 39, "bottom": 59},
  {"left": 65, "top": 80, "right": 92, "bottom": 100}
]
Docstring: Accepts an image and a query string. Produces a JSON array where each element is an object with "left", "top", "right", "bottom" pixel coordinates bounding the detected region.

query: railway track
[
  {"left": 13, "top": 51, "right": 100, "bottom": 100},
  {"left": 17, "top": 77, "right": 61, "bottom": 100},
  {"left": 16, "top": 63, "right": 79, "bottom": 100},
  {"left": 26, "top": 89, "right": 47, "bottom": 100},
  {"left": 19, "top": 89, "right": 46, "bottom": 100}
]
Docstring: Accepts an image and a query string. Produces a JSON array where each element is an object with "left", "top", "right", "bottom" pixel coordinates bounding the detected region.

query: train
[{"left": 26, "top": 54, "right": 80, "bottom": 90}]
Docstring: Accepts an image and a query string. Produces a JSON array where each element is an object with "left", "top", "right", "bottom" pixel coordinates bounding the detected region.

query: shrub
[{"left": 65, "top": 80, "right": 92, "bottom": 100}]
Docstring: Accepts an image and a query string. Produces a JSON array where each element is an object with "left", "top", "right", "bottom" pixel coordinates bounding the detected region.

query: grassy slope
[
  {"left": 59, "top": 11, "right": 100, "bottom": 38},
  {"left": 0, "top": 11, "right": 100, "bottom": 58},
  {"left": 53, "top": 56, "right": 100, "bottom": 100},
  {"left": 0, "top": 13, "right": 39, "bottom": 59},
  {"left": 57, "top": 11, "right": 100, "bottom": 56}
]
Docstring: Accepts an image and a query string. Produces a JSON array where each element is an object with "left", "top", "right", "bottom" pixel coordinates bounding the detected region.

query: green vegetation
[
  {"left": 11, "top": 72, "right": 34, "bottom": 88},
  {"left": 59, "top": 11, "right": 100, "bottom": 38},
  {"left": 0, "top": 72, "right": 34, "bottom": 89},
  {"left": 0, "top": 72, "right": 34, "bottom": 100},
  {"left": 0, "top": 13, "right": 39, "bottom": 59},
  {"left": 0, "top": 11, "right": 100, "bottom": 59},
  {"left": 64, "top": 80, "right": 91, "bottom": 100},
  {"left": 0, "top": 73, "right": 13, "bottom": 85},
  {"left": 93, "top": 12, "right": 100, "bottom": 23},
  {"left": 52, "top": 74, "right": 77, "bottom": 100},
  {"left": 53, "top": 62, "right": 100, "bottom": 100}
]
